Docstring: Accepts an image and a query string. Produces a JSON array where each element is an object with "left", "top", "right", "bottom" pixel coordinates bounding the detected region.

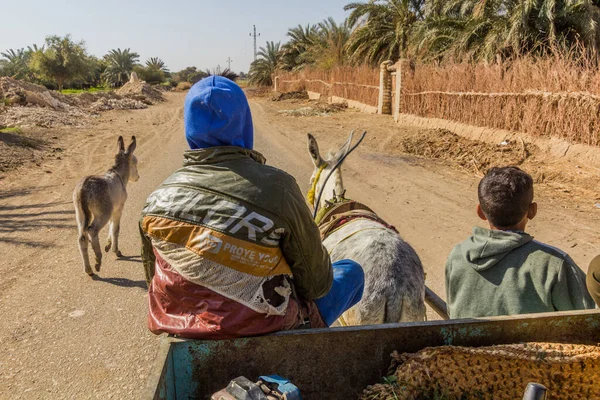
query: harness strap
[
  {"left": 316, "top": 199, "right": 374, "bottom": 225},
  {"left": 314, "top": 199, "right": 399, "bottom": 241},
  {"left": 323, "top": 214, "right": 399, "bottom": 240},
  {"left": 306, "top": 164, "right": 327, "bottom": 208}
]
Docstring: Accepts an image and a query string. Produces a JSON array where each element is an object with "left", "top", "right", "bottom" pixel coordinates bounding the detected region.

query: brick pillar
[
  {"left": 392, "top": 59, "right": 409, "bottom": 122},
  {"left": 274, "top": 76, "right": 279, "bottom": 92},
  {"left": 378, "top": 61, "right": 393, "bottom": 115}
]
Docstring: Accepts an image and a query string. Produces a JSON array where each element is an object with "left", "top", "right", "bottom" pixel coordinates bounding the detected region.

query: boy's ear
[
  {"left": 528, "top": 202, "right": 538, "bottom": 220},
  {"left": 476, "top": 204, "right": 487, "bottom": 221}
]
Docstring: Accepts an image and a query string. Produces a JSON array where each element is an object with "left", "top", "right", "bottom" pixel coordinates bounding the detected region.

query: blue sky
[{"left": 0, "top": 0, "right": 351, "bottom": 73}]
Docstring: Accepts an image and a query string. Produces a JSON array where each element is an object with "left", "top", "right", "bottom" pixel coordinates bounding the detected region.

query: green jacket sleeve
[
  {"left": 551, "top": 259, "right": 595, "bottom": 311},
  {"left": 139, "top": 219, "right": 155, "bottom": 285},
  {"left": 280, "top": 183, "right": 333, "bottom": 300}
]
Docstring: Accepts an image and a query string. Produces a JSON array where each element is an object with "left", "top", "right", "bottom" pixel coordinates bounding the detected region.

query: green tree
[
  {"left": 249, "top": 41, "right": 281, "bottom": 86},
  {"left": 172, "top": 66, "right": 209, "bottom": 84},
  {"left": 102, "top": 48, "right": 140, "bottom": 86},
  {"left": 345, "top": 0, "right": 425, "bottom": 65},
  {"left": 29, "top": 35, "right": 91, "bottom": 90}
]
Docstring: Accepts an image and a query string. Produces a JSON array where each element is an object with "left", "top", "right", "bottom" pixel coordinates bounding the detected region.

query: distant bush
[
  {"left": 61, "top": 87, "right": 109, "bottom": 94},
  {"left": 176, "top": 82, "right": 192, "bottom": 91}
]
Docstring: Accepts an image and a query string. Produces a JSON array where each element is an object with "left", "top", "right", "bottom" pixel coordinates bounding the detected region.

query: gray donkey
[
  {"left": 73, "top": 136, "right": 139, "bottom": 276},
  {"left": 307, "top": 132, "right": 425, "bottom": 325}
]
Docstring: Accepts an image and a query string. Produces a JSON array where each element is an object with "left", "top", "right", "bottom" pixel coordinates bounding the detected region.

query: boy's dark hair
[{"left": 478, "top": 166, "right": 534, "bottom": 228}]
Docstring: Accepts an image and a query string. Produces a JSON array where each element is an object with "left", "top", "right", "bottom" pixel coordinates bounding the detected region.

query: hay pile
[
  {"left": 271, "top": 90, "right": 309, "bottom": 101},
  {"left": 279, "top": 101, "right": 347, "bottom": 117},
  {"left": 398, "top": 128, "right": 532, "bottom": 176},
  {"left": 361, "top": 343, "right": 600, "bottom": 400}
]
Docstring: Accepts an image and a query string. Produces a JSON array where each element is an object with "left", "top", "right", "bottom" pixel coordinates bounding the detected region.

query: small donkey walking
[
  {"left": 73, "top": 136, "right": 139, "bottom": 276},
  {"left": 307, "top": 132, "right": 425, "bottom": 325}
]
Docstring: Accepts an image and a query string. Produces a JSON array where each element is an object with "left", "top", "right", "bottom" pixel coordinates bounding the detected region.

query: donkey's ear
[
  {"left": 125, "top": 136, "right": 136, "bottom": 155},
  {"left": 333, "top": 130, "right": 354, "bottom": 163},
  {"left": 307, "top": 133, "right": 324, "bottom": 167},
  {"left": 117, "top": 136, "right": 125, "bottom": 153}
]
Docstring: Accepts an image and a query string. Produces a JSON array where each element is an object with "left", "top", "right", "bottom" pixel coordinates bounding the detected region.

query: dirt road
[{"left": 1, "top": 92, "right": 598, "bottom": 399}]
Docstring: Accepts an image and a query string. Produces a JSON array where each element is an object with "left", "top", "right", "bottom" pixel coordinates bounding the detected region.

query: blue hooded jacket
[{"left": 184, "top": 76, "right": 254, "bottom": 150}]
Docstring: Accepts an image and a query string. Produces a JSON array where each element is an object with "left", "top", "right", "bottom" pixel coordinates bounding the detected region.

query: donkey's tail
[
  {"left": 385, "top": 288, "right": 426, "bottom": 323},
  {"left": 383, "top": 291, "right": 404, "bottom": 323},
  {"left": 73, "top": 185, "right": 91, "bottom": 241}
]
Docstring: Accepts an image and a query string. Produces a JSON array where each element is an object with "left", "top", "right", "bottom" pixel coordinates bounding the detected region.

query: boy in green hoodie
[{"left": 445, "top": 166, "right": 594, "bottom": 319}]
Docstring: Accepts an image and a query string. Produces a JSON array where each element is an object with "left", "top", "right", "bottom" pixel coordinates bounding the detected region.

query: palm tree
[
  {"left": 26, "top": 44, "right": 45, "bottom": 54},
  {"left": 344, "top": 0, "right": 426, "bottom": 65},
  {"left": 315, "top": 17, "right": 352, "bottom": 69},
  {"left": 280, "top": 18, "right": 351, "bottom": 71},
  {"left": 1, "top": 48, "right": 26, "bottom": 63},
  {"left": 102, "top": 48, "right": 140, "bottom": 86},
  {"left": 145, "top": 57, "right": 169, "bottom": 72},
  {"left": 249, "top": 41, "right": 281, "bottom": 86},
  {"left": 413, "top": 0, "right": 600, "bottom": 63},
  {"left": 0, "top": 48, "right": 29, "bottom": 79},
  {"left": 219, "top": 68, "right": 239, "bottom": 81},
  {"left": 281, "top": 24, "right": 320, "bottom": 71}
]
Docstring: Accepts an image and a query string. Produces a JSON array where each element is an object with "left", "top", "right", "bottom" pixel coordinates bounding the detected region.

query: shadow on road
[
  {"left": 117, "top": 255, "right": 142, "bottom": 263},
  {"left": 92, "top": 275, "right": 147, "bottom": 290},
  {"left": 0, "top": 131, "right": 47, "bottom": 150},
  {"left": 0, "top": 187, "right": 75, "bottom": 247}
]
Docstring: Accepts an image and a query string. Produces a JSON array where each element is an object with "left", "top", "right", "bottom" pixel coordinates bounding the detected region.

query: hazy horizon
[{"left": 0, "top": 0, "right": 351, "bottom": 74}]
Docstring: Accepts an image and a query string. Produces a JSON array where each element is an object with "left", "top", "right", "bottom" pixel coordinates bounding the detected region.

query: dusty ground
[{"left": 0, "top": 92, "right": 599, "bottom": 399}]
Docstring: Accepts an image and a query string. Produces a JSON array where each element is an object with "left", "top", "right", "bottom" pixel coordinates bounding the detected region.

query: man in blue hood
[
  {"left": 139, "top": 76, "right": 364, "bottom": 339},
  {"left": 184, "top": 75, "right": 254, "bottom": 149}
]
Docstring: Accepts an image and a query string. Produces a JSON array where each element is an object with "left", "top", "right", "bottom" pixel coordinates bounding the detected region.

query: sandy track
[{"left": 0, "top": 92, "right": 598, "bottom": 399}]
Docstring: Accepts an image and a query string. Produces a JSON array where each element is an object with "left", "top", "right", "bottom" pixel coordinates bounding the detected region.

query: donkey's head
[
  {"left": 306, "top": 132, "right": 357, "bottom": 212},
  {"left": 115, "top": 136, "right": 139, "bottom": 183}
]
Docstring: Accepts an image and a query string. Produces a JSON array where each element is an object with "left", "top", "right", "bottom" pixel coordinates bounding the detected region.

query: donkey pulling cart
[{"left": 144, "top": 132, "right": 599, "bottom": 399}]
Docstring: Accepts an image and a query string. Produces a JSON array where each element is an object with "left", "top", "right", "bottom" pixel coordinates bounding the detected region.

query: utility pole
[
  {"left": 226, "top": 57, "right": 233, "bottom": 70},
  {"left": 216, "top": 64, "right": 221, "bottom": 75},
  {"left": 249, "top": 25, "right": 260, "bottom": 61}
]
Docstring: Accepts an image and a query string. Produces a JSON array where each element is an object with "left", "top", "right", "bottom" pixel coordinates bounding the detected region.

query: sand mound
[
  {"left": 0, "top": 77, "right": 153, "bottom": 128},
  {"left": 116, "top": 75, "right": 164, "bottom": 104},
  {"left": 0, "top": 77, "right": 73, "bottom": 110}
]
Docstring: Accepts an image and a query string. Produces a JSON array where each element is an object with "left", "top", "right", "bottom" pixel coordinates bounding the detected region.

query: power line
[{"left": 249, "top": 25, "right": 260, "bottom": 62}]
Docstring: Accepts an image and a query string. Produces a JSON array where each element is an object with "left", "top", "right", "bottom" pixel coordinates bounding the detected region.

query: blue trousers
[{"left": 314, "top": 260, "right": 365, "bottom": 326}]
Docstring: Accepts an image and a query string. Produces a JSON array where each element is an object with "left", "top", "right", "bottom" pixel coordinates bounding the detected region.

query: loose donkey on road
[
  {"left": 306, "top": 132, "right": 426, "bottom": 325},
  {"left": 73, "top": 136, "right": 139, "bottom": 276}
]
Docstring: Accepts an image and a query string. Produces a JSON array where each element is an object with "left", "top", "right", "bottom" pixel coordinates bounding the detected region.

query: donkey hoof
[
  {"left": 116, "top": 250, "right": 123, "bottom": 258},
  {"left": 86, "top": 270, "right": 95, "bottom": 277},
  {"left": 94, "top": 262, "right": 101, "bottom": 272},
  {"left": 104, "top": 243, "right": 111, "bottom": 253}
]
